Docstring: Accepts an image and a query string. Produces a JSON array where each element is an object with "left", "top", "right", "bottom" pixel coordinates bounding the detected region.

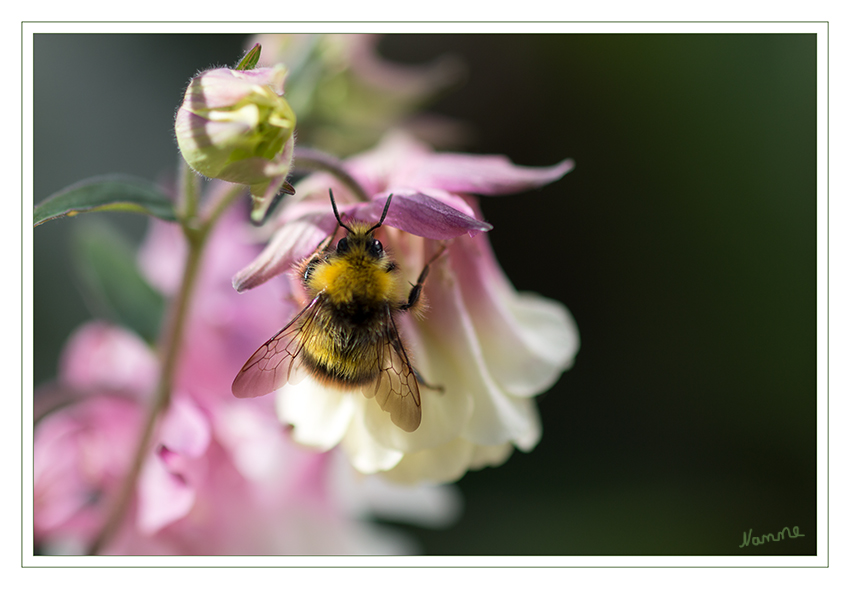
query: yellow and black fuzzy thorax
[{"left": 297, "top": 222, "right": 400, "bottom": 386}]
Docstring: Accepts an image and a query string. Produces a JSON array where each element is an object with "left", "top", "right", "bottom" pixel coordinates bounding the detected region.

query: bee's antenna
[
  {"left": 328, "top": 189, "right": 353, "bottom": 232},
  {"left": 368, "top": 194, "right": 393, "bottom": 233}
]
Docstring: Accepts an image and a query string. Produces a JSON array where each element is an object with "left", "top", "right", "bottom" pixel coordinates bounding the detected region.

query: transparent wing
[
  {"left": 364, "top": 310, "right": 422, "bottom": 432},
  {"left": 231, "top": 296, "right": 323, "bottom": 398}
]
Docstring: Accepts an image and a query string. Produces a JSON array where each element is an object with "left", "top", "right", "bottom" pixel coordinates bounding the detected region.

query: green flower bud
[{"left": 175, "top": 64, "right": 296, "bottom": 218}]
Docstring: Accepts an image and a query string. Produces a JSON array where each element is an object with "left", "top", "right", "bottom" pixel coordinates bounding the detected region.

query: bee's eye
[
  {"left": 368, "top": 239, "right": 383, "bottom": 258},
  {"left": 336, "top": 237, "right": 349, "bottom": 254}
]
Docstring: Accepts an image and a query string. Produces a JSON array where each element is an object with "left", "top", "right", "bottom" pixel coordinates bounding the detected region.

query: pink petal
[
  {"left": 345, "top": 34, "right": 464, "bottom": 98},
  {"left": 405, "top": 153, "right": 574, "bottom": 196},
  {"left": 334, "top": 132, "right": 432, "bottom": 197},
  {"left": 232, "top": 211, "right": 336, "bottom": 292},
  {"left": 212, "top": 402, "right": 294, "bottom": 482},
  {"left": 34, "top": 396, "right": 141, "bottom": 543},
  {"left": 137, "top": 451, "right": 195, "bottom": 535},
  {"left": 184, "top": 67, "right": 286, "bottom": 111},
  {"left": 135, "top": 399, "right": 213, "bottom": 534},
  {"left": 158, "top": 397, "right": 211, "bottom": 459},
  {"left": 363, "top": 191, "right": 492, "bottom": 239},
  {"left": 138, "top": 219, "right": 186, "bottom": 295},
  {"left": 58, "top": 322, "right": 158, "bottom": 398}
]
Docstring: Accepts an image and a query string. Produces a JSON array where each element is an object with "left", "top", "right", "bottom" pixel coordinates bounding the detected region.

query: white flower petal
[
  {"left": 342, "top": 396, "right": 404, "bottom": 473},
  {"left": 327, "top": 449, "right": 463, "bottom": 527},
  {"left": 380, "top": 437, "right": 475, "bottom": 485},
  {"left": 465, "top": 391, "right": 542, "bottom": 450},
  {"left": 360, "top": 314, "right": 473, "bottom": 453},
  {"left": 468, "top": 442, "right": 514, "bottom": 471},
  {"left": 422, "top": 259, "right": 536, "bottom": 448},
  {"left": 453, "top": 234, "right": 580, "bottom": 398},
  {"left": 275, "top": 378, "right": 355, "bottom": 451},
  {"left": 359, "top": 477, "right": 463, "bottom": 528},
  {"left": 480, "top": 292, "right": 580, "bottom": 397}
]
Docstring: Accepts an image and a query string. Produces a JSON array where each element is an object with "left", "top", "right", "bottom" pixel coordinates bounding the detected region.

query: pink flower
[
  {"left": 232, "top": 133, "right": 580, "bottom": 484},
  {"left": 58, "top": 321, "right": 159, "bottom": 398},
  {"left": 252, "top": 34, "right": 462, "bottom": 99},
  {"left": 34, "top": 393, "right": 142, "bottom": 554},
  {"left": 34, "top": 182, "right": 460, "bottom": 554}
]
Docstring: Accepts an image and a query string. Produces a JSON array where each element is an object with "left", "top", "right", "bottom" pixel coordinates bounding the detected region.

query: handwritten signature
[{"left": 739, "top": 526, "right": 805, "bottom": 548}]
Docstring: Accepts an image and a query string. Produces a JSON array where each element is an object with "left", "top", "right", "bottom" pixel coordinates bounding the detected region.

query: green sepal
[
  {"left": 235, "top": 43, "right": 262, "bottom": 71},
  {"left": 249, "top": 179, "right": 294, "bottom": 226},
  {"left": 72, "top": 219, "right": 165, "bottom": 344},
  {"left": 34, "top": 175, "right": 177, "bottom": 227}
]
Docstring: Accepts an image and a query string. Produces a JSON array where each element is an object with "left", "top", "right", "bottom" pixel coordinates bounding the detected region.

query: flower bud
[{"left": 175, "top": 64, "right": 296, "bottom": 218}]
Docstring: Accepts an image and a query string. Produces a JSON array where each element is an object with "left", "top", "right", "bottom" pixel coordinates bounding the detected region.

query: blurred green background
[{"left": 33, "top": 33, "right": 817, "bottom": 555}]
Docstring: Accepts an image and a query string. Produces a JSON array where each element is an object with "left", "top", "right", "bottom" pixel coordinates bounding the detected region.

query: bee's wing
[
  {"left": 364, "top": 310, "right": 422, "bottom": 432},
  {"left": 231, "top": 296, "right": 323, "bottom": 398}
]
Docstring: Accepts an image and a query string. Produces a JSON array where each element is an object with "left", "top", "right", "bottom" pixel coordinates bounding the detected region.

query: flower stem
[
  {"left": 86, "top": 176, "right": 234, "bottom": 555},
  {"left": 203, "top": 184, "right": 248, "bottom": 229},
  {"left": 179, "top": 157, "right": 200, "bottom": 219},
  {"left": 293, "top": 147, "right": 370, "bottom": 202}
]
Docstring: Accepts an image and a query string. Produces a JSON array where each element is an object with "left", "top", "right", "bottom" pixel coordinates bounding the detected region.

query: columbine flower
[
  {"left": 174, "top": 65, "right": 297, "bottom": 221},
  {"left": 34, "top": 181, "right": 459, "bottom": 554},
  {"left": 232, "top": 133, "right": 580, "bottom": 484}
]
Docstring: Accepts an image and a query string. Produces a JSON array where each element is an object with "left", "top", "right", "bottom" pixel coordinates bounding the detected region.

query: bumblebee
[{"left": 232, "top": 190, "right": 442, "bottom": 432}]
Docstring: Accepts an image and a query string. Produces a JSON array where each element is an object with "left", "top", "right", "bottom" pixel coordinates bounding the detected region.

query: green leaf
[
  {"left": 235, "top": 43, "right": 261, "bottom": 71},
  {"left": 34, "top": 175, "right": 177, "bottom": 227},
  {"left": 72, "top": 219, "right": 165, "bottom": 343}
]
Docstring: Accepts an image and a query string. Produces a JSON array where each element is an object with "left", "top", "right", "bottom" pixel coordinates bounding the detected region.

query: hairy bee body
[
  {"left": 233, "top": 192, "right": 439, "bottom": 433},
  {"left": 298, "top": 226, "right": 400, "bottom": 387}
]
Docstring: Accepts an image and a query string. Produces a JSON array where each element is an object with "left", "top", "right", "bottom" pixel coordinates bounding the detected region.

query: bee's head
[{"left": 329, "top": 189, "right": 392, "bottom": 260}]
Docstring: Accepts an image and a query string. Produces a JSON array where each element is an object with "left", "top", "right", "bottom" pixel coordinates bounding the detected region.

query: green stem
[
  {"left": 86, "top": 175, "right": 237, "bottom": 555},
  {"left": 203, "top": 183, "right": 248, "bottom": 229},
  {"left": 179, "top": 158, "right": 200, "bottom": 219},
  {"left": 293, "top": 147, "right": 371, "bottom": 203}
]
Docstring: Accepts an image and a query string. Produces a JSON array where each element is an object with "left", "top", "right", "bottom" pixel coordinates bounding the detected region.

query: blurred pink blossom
[
  {"left": 34, "top": 394, "right": 142, "bottom": 553},
  {"left": 58, "top": 321, "right": 159, "bottom": 398},
  {"left": 248, "top": 34, "right": 468, "bottom": 154},
  {"left": 34, "top": 181, "right": 460, "bottom": 555}
]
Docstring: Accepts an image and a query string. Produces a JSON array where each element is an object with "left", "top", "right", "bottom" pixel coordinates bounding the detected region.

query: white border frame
[{"left": 20, "top": 21, "right": 829, "bottom": 570}]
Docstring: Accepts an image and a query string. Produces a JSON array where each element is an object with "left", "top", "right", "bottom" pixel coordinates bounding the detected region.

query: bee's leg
[
  {"left": 402, "top": 244, "right": 448, "bottom": 394},
  {"left": 319, "top": 223, "right": 341, "bottom": 254},
  {"left": 413, "top": 366, "right": 444, "bottom": 393},
  {"left": 400, "top": 243, "right": 447, "bottom": 312}
]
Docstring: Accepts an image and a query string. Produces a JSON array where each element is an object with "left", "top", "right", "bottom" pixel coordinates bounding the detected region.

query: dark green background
[{"left": 33, "top": 33, "right": 818, "bottom": 555}]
